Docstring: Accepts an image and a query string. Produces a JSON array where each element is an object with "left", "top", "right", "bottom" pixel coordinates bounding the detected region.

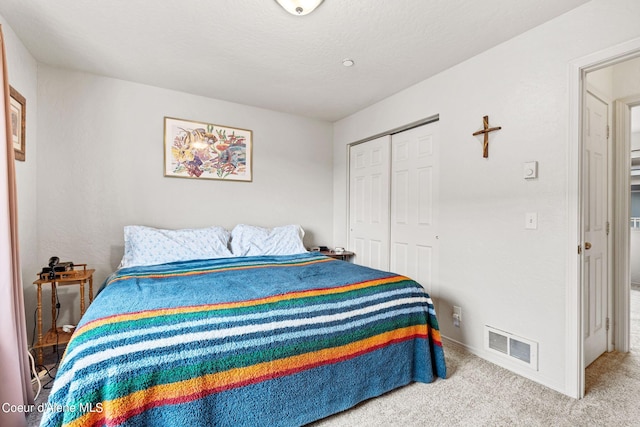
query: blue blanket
[{"left": 40, "top": 253, "right": 446, "bottom": 427}]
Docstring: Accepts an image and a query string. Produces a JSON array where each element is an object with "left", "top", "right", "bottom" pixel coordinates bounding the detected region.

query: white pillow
[
  {"left": 119, "top": 225, "right": 232, "bottom": 268},
  {"left": 230, "top": 224, "right": 307, "bottom": 257}
]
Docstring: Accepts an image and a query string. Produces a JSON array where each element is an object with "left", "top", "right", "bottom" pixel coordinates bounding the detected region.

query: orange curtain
[{"left": 0, "top": 24, "right": 33, "bottom": 427}]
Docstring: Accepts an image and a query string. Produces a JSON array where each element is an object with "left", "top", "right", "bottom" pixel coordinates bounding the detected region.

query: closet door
[
  {"left": 390, "top": 122, "right": 439, "bottom": 294},
  {"left": 348, "top": 136, "right": 391, "bottom": 270}
]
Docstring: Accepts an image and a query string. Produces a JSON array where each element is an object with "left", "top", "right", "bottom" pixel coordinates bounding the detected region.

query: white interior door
[
  {"left": 348, "top": 136, "right": 391, "bottom": 270},
  {"left": 390, "top": 122, "right": 439, "bottom": 295},
  {"left": 583, "top": 90, "right": 609, "bottom": 367}
]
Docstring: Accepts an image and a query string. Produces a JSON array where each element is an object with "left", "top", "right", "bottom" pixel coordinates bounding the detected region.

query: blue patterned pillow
[
  {"left": 230, "top": 224, "right": 307, "bottom": 257},
  {"left": 119, "top": 225, "right": 232, "bottom": 268}
]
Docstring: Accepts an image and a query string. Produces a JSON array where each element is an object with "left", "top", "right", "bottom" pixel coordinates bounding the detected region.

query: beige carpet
[
  {"left": 312, "top": 340, "right": 640, "bottom": 426},
  {"left": 313, "top": 289, "right": 640, "bottom": 426},
  {"left": 28, "top": 290, "right": 640, "bottom": 427}
]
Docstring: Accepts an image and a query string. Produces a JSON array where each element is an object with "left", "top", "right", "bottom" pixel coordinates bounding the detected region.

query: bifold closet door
[
  {"left": 390, "top": 122, "right": 439, "bottom": 295},
  {"left": 348, "top": 135, "right": 391, "bottom": 271}
]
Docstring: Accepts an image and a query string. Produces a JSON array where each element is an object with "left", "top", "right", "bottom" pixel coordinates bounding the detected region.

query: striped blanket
[{"left": 41, "top": 253, "right": 446, "bottom": 427}]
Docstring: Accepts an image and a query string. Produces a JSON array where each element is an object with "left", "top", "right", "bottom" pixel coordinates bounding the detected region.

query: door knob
[{"left": 584, "top": 242, "right": 592, "bottom": 250}]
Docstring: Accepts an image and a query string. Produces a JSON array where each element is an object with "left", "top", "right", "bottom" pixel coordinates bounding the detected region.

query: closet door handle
[{"left": 584, "top": 242, "right": 592, "bottom": 250}]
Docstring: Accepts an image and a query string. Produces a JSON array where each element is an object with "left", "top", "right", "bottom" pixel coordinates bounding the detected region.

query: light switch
[
  {"left": 524, "top": 161, "right": 538, "bottom": 179},
  {"left": 525, "top": 212, "right": 538, "bottom": 230}
]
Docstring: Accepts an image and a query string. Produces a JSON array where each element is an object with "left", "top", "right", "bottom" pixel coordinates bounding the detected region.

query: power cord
[
  {"left": 27, "top": 350, "right": 41, "bottom": 400},
  {"left": 41, "top": 291, "right": 63, "bottom": 389},
  {"left": 29, "top": 290, "right": 65, "bottom": 395}
]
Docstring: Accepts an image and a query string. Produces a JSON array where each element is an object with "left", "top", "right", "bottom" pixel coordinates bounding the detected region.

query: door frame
[
  {"left": 613, "top": 94, "right": 640, "bottom": 353},
  {"left": 567, "top": 37, "right": 640, "bottom": 399}
]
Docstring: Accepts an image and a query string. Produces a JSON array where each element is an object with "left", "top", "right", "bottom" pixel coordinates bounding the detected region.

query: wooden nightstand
[
  {"left": 320, "top": 250, "right": 355, "bottom": 262},
  {"left": 32, "top": 264, "right": 94, "bottom": 366}
]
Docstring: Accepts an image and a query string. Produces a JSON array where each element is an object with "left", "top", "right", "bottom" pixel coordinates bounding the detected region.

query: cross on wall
[{"left": 472, "top": 115, "right": 502, "bottom": 158}]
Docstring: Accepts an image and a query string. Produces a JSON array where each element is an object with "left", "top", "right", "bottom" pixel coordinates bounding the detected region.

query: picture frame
[
  {"left": 164, "top": 117, "right": 252, "bottom": 182},
  {"left": 9, "top": 86, "right": 26, "bottom": 161}
]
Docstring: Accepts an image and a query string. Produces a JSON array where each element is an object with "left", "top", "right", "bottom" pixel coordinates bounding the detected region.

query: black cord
[
  {"left": 31, "top": 307, "right": 37, "bottom": 348},
  {"left": 53, "top": 291, "right": 61, "bottom": 367},
  {"left": 33, "top": 280, "right": 76, "bottom": 391},
  {"left": 42, "top": 374, "right": 56, "bottom": 389},
  {"left": 30, "top": 308, "right": 38, "bottom": 380},
  {"left": 40, "top": 290, "right": 63, "bottom": 390}
]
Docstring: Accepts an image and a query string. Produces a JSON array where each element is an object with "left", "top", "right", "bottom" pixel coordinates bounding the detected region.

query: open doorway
[
  {"left": 583, "top": 54, "right": 640, "bottom": 373},
  {"left": 569, "top": 38, "right": 640, "bottom": 399}
]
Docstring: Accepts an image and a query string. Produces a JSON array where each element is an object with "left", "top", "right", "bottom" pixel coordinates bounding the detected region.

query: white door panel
[
  {"left": 390, "top": 122, "right": 439, "bottom": 295},
  {"left": 583, "top": 91, "right": 609, "bottom": 367},
  {"left": 349, "top": 136, "right": 391, "bottom": 271}
]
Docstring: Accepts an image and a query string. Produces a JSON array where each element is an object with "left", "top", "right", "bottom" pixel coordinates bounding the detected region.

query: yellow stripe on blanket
[
  {"left": 108, "top": 257, "right": 335, "bottom": 285},
  {"left": 68, "top": 325, "right": 426, "bottom": 427},
  {"left": 75, "top": 275, "right": 411, "bottom": 338}
]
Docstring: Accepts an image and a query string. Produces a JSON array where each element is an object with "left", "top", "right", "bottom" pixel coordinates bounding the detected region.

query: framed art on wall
[
  {"left": 164, "top": 117, "right": 252, "bottom": 182},
  {"left": 9, "top": 86, "right": 25, "bottom": 161}
]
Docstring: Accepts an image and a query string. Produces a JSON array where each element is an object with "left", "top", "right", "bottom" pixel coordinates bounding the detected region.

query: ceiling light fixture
[
  {"left": 342, "top": 58, "right": 355, "bottom": 67},
  {"left": 275, "top": 0, "right": 324, "bottom": 16}
]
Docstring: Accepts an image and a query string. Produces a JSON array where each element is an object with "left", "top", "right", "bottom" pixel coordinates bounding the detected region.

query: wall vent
[{"left": 484, "top": 325, "right": 538, "bottom": 370}]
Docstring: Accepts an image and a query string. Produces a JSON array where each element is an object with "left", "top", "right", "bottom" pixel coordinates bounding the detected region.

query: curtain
[{"left": 0, "top": 25, "right": 33, "bottom": 427}]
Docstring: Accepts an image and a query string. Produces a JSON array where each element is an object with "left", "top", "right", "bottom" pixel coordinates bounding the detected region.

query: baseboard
[
  {"left": 440, "top": 334, "right": 568, "bottom": 397},
  {"left": 441, "top": 336, "right": 469, "bottom": 352}
]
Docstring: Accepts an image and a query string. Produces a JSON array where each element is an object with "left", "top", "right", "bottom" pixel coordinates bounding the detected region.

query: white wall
[
  {"left": 612, "top": 56, "right": 640, "bottom": 99},
  {"left": 632, "top": 230, "right": 640, "bottom": 286},
  {"left": 333, "top": 0, "right": 640, "bottom": 395},
  {"left": 0, "top": 17, "right": 39, "bottom": 346},
  {"left": 37, "top": 66, "right": 333, "bottom": 329},
  {"left": 586, "top": 66, "right": 613, "bottom": 98}
]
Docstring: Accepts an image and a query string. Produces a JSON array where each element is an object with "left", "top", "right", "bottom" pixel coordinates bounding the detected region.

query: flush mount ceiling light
[
  {"left": 275, "top": 0, "right": 324, "bottom": 16},
  {"left": 342, "top": 58, "right": 355, "bottom": 67}
]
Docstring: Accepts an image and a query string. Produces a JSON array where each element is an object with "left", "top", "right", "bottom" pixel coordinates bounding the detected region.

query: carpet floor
[
  {"left": 313, "top": 339, "right": 640, "bottom": 426},
  {"left": 314, "top": 289, "right": 640, "bottom": 426},
  {"left": 28, "top": 290, "right": 640, "bottom": 427}
]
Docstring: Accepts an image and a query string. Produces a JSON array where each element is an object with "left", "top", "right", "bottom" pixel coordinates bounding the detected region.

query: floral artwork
[
  {"left": 164, "top": 117, "right": 252, "bottom": 181},
  {"left": 10, "top": 86, "right": 26, "bottom": 161}
]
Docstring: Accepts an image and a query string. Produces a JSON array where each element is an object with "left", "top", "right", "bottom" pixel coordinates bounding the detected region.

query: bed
[{"left": 40, "top": 225, "right": 446, "bottom": 427}]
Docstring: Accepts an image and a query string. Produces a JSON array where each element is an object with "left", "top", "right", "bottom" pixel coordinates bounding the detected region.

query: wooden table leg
[
  {"left": 36, "top": 283, "right": 43, "bottom": 366},
  {"left": 80, "top": 281, "right": 85, "bottom": 315},
  {"left": 89, "top": 275, "right": 94, "bottom": 304}
]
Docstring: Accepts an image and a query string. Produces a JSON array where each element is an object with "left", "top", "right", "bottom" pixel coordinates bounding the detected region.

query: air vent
[{"left": 485, "top": 326, "right": 538, "bottom": 370}]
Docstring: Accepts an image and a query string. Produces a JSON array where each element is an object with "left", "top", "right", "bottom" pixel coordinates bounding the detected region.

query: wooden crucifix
[{"left": 472, "top": 115, "right": 502, "bottom": 158}]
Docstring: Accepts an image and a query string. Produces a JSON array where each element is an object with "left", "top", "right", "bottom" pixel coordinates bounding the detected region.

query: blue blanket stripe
[{"left": 41, "top": 254, "right": 445, "bottom": 427}]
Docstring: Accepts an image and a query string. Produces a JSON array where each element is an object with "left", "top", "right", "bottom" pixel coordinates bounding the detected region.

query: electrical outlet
[{"left": 453, "top": 306, "right": 462, "bottom": 327}]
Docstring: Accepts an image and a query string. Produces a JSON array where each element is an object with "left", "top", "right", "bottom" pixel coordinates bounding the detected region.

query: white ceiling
[{"left": 0, "top": 0, "right": 589, "bottom": 122}]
